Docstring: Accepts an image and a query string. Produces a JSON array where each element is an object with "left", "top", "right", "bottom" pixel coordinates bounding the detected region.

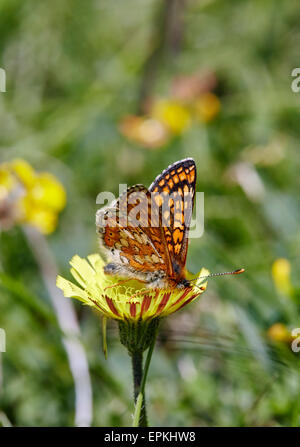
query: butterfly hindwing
[{"left": 96, "top": 185, "right": 167, "bottom": 276}]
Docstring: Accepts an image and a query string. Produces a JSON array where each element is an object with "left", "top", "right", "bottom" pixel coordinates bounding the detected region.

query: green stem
[
  {"left": 118, "top": 318, "right": 160, "bottom": 427},
  {"left": 131, "top": 351, "right": 147, "bottom": 426},
  {"left": 132, "top": 323, "right": 159, "bottom": 427},
  {"left": 102, "top": 316, "right": 108, "bottom": 359},
  {"left": 140, "top": 327, "right": 158, "bottom": 393}
]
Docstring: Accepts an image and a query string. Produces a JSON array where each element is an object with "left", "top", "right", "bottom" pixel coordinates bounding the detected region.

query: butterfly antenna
[{"left": 190, "top": 268, "right": 245, "bottom": 282}]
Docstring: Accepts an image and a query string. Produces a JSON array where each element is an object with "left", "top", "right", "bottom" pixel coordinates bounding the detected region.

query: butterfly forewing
[{"left": 149, "top": 158, "right": 197, "bottom": 275}]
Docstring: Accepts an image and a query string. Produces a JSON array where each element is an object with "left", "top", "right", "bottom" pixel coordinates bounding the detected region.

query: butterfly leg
[
  {"left": 129, "top": 288, "right": 156, "bottom": 300},
  {"left": 104, "top": 278, "right": 132, "bottom": 290}
]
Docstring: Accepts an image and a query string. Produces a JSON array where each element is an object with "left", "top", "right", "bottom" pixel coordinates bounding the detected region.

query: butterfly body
[{"left": 96, "top": 158, "right": 197, "bottom": 290}]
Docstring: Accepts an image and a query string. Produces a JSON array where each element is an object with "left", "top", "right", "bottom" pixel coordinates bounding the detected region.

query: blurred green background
[{"left": 1, "top": 0, "right": 300, "bottom": 427}]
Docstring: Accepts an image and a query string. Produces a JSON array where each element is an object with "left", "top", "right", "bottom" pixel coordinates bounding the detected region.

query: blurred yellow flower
[
  {"left": 56, "top": 254, "right": 209, "bottom": 322},
  {"left": 152, "top": 99, "right": 191, "bottom": 135},
  {"left": 11, "top": 159, "right": 36, "bottom": 189},
  {"left": 119, "top": 87, "right": 220, "bottom": 149},
  {"left": 194, "top": 92, "right": 220, "bottom": 123},
  {"left": 0, "top": 159, "right": 66, "bottom": 234},
  {"left": 120, "top": 115, "right": 170, "bottom": 149},
  {"left": 271, "top": 258, "right": 292, "bottom": 296},
  {"left": 267, "top": 323, "right": 292, "bottom": 343}
]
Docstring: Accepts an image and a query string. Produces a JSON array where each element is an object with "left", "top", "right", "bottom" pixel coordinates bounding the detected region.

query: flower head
[
  {"left": 267, "top": 323, "right": 292, "bottom": 344},
  {"left": 151, "top": 99, "right": 192, "bottom": 135},
  {"left": 194, "top": 92, "right": 220, "bottom": 123},
  {"left": 119, "top": 115, "right": 170, "bottom": 149},
  {"left": 271, "top": 258, "right": 292, "bottom": 296},
  {"left": 0, "top": 159, "right": 66, "bottom": 234},
  {"left": 56, "top": 254, "right": 209, "bottom": 322}
]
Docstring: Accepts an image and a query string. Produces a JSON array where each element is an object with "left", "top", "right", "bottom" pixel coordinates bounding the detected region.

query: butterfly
[{"left": 96, "top": 158, "right": 198, "bottom": 290}]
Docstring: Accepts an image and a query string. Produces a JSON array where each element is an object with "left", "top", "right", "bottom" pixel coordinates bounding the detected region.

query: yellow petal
[
  {"left": 32, "top": 173, "right": 66, "bottom": 211},
  {"left": 194, "top": 92, "right": 220, "bottom": 123},
  {"left": 56, "top": 275, "right": 90, "bottom": 304},
  {"left": 70, "top": 255, "right": 99, "bottom": 287},
  {"left": 272, "top": 258, "right": 292, "bottom": 296},
  {"left": 0, "top": 166, "right": 16, "bottom": 192},
  {"left": 267, "top": 323, "right": 291, "bottom": 343},
  {"left": 152, "top": 99, "right": 191, "bottom": 135},
  {"left": 11, "top": 159, "right": 36, "bottom": 188},
  {"left": 26, "top": 207, "right": 58, "bottom": 234}
]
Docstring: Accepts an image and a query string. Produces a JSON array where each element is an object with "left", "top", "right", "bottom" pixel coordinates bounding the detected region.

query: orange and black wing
[
  {"left": 96, "top": 185, "right": 168, "bottom": 274},
  {"left": 149, "top": 158, "right": 197, "bottom": 276}
]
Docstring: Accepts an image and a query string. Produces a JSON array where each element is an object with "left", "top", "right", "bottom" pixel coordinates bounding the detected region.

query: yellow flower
[
  {"left": 271, "top": 258, "right": 292, "bottom": 296},
  {"left": 194, "top": 92, "right": 220, "bottom": 123},
  {"left": 267, "top": 323, "right": 292, "bottom": 343},
  {"left": 151, "top": 99, "right": 192, "bottom": 135},
  {"left": 0, "top": 159, "right": 66, "bottom": 234},
  {"left": 119, "top": 115, "right": 170, "bottom": 149},
  {"left": 56, "top": 254, "right": 209, "bottom": 322},
  {"left": 11, "top": 159, "right": 36, "bottom": 189}
]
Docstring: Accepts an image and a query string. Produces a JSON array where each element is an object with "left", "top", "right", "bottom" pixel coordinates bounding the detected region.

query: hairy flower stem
[
  {"left": 131, "top": 351, "right": 147, "bottom": 426},
  {"left": 118, "top": 318, "right": 160, "bottom": 427},
  {"left": 133, "top": 324, "right": 159, "bottom": 427}
]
